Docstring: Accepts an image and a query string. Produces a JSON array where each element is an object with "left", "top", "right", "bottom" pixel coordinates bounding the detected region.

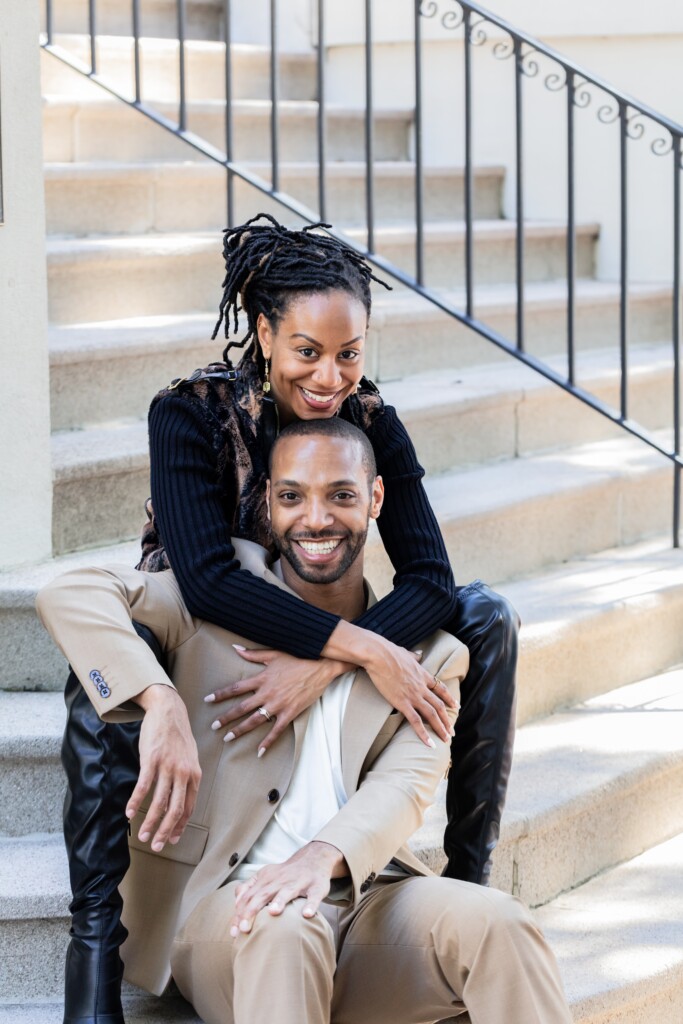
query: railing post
[
  {"left": 88, "top": 0, "right": 97, "bottom": 74},
  {"left": 270, "top": 0, "right": 280, "bottom": 192},
  {"left": 224, "top": 0, "right": 234, "bottom": 226},
  {"left": 364, "top": 0, "right": 375, "bottom": 253},
  {"left": 566, "top": 69, "right": 576, "bottom": 385},
  {"left": 463, "top": 7, "right": 474, "bottom": 318},
  {"left": 673, "top": 134, "right": 681, "bottom": 547},
  {"left": 132, "top": 0, "right": 142, "bottom": 104},
  {"left": 414, "top": 0, "right": 425, "bottom": 285},
  {"left": 619, "top": 100, "right": 629, "bottom": 420},
  {"left": 46, "top": 0, "right": 53, "bottom": 45},
  {"left": 514, "top": 36, "right": 525, "bottom": 352},
  {"left": 177, "top": 0, "right": 188, "bottom": 132},
  {"left": 317, "top": 0, "right": 327, "bottom": 222}
]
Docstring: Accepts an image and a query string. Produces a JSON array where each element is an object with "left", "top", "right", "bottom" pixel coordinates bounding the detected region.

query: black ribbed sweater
[{"left": 144, "top": 360, "right": 457, "bottom": 660}]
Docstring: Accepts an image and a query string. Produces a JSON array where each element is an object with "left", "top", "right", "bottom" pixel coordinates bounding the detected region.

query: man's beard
[{"left": 274, "top": 526, "right": 368, "bottom": 584}]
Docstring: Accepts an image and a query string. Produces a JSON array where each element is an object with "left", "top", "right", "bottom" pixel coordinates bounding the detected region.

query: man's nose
[{"left": 302, "top": 497, "right": 334, "bottom": 531}]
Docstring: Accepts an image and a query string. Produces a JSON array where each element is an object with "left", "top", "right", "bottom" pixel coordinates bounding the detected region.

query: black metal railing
[{"left": 41, "top": 0, "right": 683, "bottom": 544}]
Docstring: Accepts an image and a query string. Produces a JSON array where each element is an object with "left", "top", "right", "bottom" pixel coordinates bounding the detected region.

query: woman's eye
[
  {"left": 279, "top": 492, "right": 300, "bottom": 502},
  {"left": 339, "top": 350, "right": 360, "bottom": 361},
  {"left": 298, "top": 348, "right": 316, "bottom": 358}
]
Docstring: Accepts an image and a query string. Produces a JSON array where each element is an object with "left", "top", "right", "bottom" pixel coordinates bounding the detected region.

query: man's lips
[{"left": 293, "top": 537, "right": 346, "bottom": 563}]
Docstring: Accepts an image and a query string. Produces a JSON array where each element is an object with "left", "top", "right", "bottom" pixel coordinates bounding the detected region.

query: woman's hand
[
  {"left": 322, "top": 621, "right": 457, "bottom": 747},
  {"left": 204, "top": 648, "right": 353, "bottom": 756}
]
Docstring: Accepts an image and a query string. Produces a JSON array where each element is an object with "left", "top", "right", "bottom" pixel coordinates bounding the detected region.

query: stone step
[
  {"left": 369, "top": 278, "right": 673, "bottom": 379},
  {"left": 3, "top": 736, "right": 683, "bottom": 1014},
  {"left": 537, "top": 832, "right": 683, "bottom": 1024},
  {"left": 414, "top": 667, "right": 683, "bottom": 908},
  {"left": 0, "top": 993, "right": 202, "bottom": 1024},
  {"left": 372, "top": 432, "right": 673, "bottom": 590},
  {"left": 40, "top": 0, "right": 225, "bottom": 41},
  {"left": 44, "top": 223, "right": 598, "bottom": 325},
  {"left": 0, "top": 538, "right": 140, "bottom": 693},
  {"left": 48, "top": 399, "right": 674, "bottom": 563},
  {"left": 42, "top": 36, "right": 317, "bottom": 102},
  {"left": 5, "top": 665, "right": 683, "bottom": 912},
  {"left": 5, "top": 827, "right": 683, "bottom": 1024},
  {"left": 43, "top": 93, "right": 413, "bottom": 164},
  {"left": 44, "top": 160, "right": 504, "bottom": 236}
]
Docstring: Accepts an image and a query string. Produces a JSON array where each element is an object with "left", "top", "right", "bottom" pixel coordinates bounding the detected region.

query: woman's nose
[{"left": 312, "top": 359, "right": 343, "bottom": 389}]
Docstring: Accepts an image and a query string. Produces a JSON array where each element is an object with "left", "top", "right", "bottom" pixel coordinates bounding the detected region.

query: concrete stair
[{"left": 2, "top": 25, "right": 681, "bottom": 1023}]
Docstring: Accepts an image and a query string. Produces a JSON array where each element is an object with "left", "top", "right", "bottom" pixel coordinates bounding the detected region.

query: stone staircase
[{"left": 3, "top": 8, "right": 683, "bottom": 1020}]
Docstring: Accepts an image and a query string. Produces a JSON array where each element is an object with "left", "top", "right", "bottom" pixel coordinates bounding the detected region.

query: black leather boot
[
  {"left": 442, "top": 582, "right": 519, "bottom": 885},
  {"left": 61, "top": 623, "right": 162, "bottom": 1024}
]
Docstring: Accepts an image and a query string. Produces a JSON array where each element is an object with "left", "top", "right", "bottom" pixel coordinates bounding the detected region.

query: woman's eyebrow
[{"left": 289, "top": 333, "right": 363, "bottom": 346}]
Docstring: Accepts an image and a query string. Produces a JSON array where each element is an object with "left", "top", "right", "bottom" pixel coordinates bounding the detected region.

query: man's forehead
[{"left": 270, "top": 434, "right": 366, "bottom": 485}]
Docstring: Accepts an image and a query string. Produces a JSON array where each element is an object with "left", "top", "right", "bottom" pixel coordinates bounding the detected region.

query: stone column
[{"left": 0, "top": 0, "right": 52, "bottom": 569}]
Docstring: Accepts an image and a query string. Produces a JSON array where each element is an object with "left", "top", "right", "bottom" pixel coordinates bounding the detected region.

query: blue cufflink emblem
[{"left": 89, "top": 669, "right": 111, "bottom": 699}]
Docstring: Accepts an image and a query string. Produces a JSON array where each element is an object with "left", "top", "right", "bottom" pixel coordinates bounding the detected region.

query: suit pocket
[{"left": 128, "top": 814, "right": 209, "bottom": 867}]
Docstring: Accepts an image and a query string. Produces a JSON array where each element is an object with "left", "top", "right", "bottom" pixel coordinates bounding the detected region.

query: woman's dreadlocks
[{"left": 211, "top": 213, "right": 390, "bottom": 366}]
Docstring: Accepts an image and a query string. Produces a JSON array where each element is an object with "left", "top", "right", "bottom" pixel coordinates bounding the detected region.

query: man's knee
[
  {"left": 433, "top": 881, "right": 538, "bottom": 952},
  {"left": 247, "top": 901, "right": 335, "bottom": 954}
]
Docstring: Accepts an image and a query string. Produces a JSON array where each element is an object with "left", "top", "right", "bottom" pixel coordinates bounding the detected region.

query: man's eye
[
  {"left": 279, "top": 492, "right": 300, "bottom": 502},
  {"left": 334, "top": 491, "right": 356, "bottom": 501}
]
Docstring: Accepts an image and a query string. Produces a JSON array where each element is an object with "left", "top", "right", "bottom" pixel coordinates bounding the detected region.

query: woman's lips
[{"left": 298, "top": 386, "right": 343, "bottom": 411}]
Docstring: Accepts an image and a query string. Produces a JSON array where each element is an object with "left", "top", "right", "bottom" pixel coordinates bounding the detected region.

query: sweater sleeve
[
  {"left": 148, "top": 395, "right": 341, "bottom": 659},
  {"left": 351, "top": 405, "right": 457, "bottom": 647}
]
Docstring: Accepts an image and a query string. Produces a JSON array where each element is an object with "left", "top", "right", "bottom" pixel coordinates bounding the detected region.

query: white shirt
[{"left": 233, "top": 669, "right": 356, "bottom": 878}]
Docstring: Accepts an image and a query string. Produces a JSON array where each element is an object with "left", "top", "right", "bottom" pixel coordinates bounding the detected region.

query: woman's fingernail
[
  {"left": 233, "top": 644, "right": 247, "bottom": 651},
  {"left": 427, "top": 738, "right": 436, "bottom": 749},
  {"left": 230, "top": 926, "right": 238, "bottom": 938},
  {"left": 415, "top": 649, "right": 423, "bottom": 658},
  {"left": 224, "top": 732, "right": 236, "bottom": 743},
  {"left": 257, "top": 747, "right": 266, "bottom": 758},
  {"left": 204, "top": 693, "right": 216, "bottom": 703},
  {"left": 211, "top": 720, "right": 221, "bottom": 731},
  {"left": 240, "top": 919, "right": 251, "bottom": 933}
]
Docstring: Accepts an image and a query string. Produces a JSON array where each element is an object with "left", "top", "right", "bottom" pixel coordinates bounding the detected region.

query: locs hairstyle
[{"left": 211, "top": 213, "right": 391, "bottom": 367}]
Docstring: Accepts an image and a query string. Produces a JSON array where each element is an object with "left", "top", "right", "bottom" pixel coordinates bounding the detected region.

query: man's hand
[
  {"left": 230, "top": 842, "right": 347, "bottom": 938},
  {"left": 126, "top": 684, "right": 202, "bottom": 852}
]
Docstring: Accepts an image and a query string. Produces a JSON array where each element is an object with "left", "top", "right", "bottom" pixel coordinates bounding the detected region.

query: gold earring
[{"left": 263, "top": 358, "right": 271, "bottom": 394}]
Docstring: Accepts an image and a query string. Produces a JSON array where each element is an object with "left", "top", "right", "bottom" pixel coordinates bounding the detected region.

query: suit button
[
  {"left": 360, "top": 880, "right": 371, "bottom": 894},
  {"left": 368, "top": 872, "right": 376, "bottom": 881},
  {"left": 267, "top": 788, "right": 280, "bottom": 803},
  {"left": 229, "top": 853, "right": 239, "bottom": 867}
]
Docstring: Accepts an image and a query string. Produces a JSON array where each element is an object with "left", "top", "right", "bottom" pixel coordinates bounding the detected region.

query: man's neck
[{"left": 279, "top": 558, "right": 367, "bottom": 621}]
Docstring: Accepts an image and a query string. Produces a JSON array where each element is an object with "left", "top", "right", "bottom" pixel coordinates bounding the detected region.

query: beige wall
[{"left": 0, "top": 0, "right": 52, "bottom": 568}]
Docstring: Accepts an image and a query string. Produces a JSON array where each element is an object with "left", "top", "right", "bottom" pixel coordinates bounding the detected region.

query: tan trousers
[{"left": 170, "top": 875, "right": 572, "bottom": 1024}]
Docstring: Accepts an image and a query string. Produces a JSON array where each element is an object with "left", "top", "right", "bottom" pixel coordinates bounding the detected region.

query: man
[{"left": 38, "top": 418, "right": 571, "bottom": 1024}]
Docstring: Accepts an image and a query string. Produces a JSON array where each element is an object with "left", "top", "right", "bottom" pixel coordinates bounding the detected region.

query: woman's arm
[{"left": 351, "top": 404, "right": 458, "bottom": 646}]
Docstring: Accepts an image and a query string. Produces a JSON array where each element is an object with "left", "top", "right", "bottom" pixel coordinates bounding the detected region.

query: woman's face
[{"left": 257, "top": 290, "right": 368, "bottom": 425}]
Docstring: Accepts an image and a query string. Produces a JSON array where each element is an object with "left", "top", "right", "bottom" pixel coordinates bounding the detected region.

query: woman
[{"left": 60, "top": 216, "right": 518, "bottom": 1024}]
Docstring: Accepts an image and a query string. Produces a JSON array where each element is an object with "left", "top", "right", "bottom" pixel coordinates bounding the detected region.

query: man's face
[{"left": 267, "top": 435, "right": 383, "bottom": 585}]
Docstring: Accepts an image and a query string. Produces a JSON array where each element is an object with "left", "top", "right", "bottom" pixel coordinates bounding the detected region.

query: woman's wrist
[{"left": 322, "top": 619, "right": 389, "bottom": 671}]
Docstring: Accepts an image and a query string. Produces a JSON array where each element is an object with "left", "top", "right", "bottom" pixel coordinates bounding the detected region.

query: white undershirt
[{"left": 233, "top": 669, "right": 356, "bottom": 878}]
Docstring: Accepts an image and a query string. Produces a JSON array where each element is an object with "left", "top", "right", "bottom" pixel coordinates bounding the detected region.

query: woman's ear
[
  {"left": 257, "top": 312, "right": 273, "bottom": 361},
  {"left": 369, "top": 476, "right": 384, "bottom": 520}
]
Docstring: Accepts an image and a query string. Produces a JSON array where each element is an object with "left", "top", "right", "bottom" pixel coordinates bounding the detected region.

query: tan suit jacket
[{"left": 37, "top": 542, "right": 469, "bottom": 996}]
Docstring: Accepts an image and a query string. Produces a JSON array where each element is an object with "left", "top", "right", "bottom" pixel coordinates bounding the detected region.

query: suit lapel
[{"left": 341, "top": 669, "right": 392, "bottom": 795}]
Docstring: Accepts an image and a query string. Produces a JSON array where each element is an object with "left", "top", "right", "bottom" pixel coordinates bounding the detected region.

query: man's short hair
[{"left": 269, "top": 417, "right": 377, "bottom": 487}]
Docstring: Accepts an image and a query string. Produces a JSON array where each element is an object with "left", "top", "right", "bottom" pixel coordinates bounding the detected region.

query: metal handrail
[{"left": 41, "top": 0, "right": 683, "bottom": 544}]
